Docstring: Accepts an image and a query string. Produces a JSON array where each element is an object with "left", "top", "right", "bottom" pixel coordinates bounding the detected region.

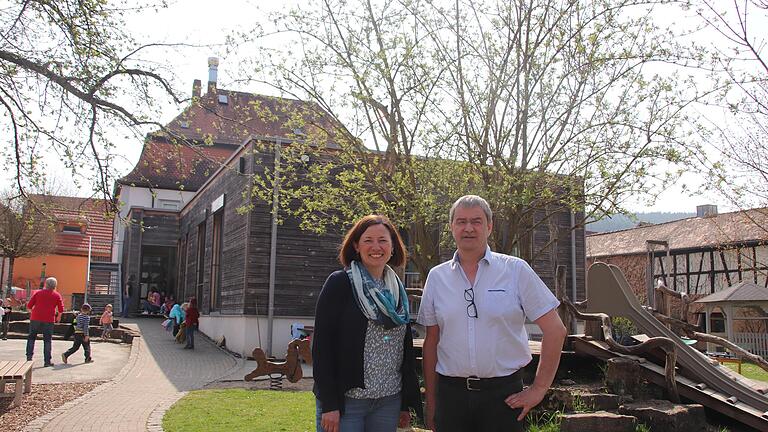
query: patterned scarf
[{"left": 346, "top": 261, "right": 410, "bottom": 329}]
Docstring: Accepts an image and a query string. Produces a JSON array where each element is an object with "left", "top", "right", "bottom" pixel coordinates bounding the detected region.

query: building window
[
  {"left": 210, "top": 210, "right": 223, "bottom": 311},
  {"left": 710, "top": 312, "right": 726, "bottom": 333},
  {"left": 158, "top": 199, "right": 181, "bottom": 210},
  {"left": 62, "top": 225, "right": 83, "bottom": 234}
]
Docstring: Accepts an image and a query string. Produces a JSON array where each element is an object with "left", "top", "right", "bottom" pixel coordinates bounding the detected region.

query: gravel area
[{"left": 0, "top": 381, "right": 105, "bottom": 432}]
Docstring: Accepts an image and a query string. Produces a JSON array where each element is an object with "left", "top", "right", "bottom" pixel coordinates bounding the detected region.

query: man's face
[{"left": 450, "top": 205, "right": 492, "bottom": 253}]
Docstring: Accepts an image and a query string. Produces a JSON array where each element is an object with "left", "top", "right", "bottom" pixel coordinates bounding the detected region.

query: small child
[
  {"left": 62, "top": 303, "right": 93, "bottom": 364},
  {"left": 100, "top": 304, "right": 114, "bottom": 340}
]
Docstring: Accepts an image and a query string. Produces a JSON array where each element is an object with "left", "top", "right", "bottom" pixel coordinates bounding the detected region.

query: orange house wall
[{"left": 13, "top": 255, "right": 89, "bottom": 309}]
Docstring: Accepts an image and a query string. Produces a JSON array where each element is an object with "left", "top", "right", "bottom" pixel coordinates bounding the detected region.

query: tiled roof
[
  {"left": 117, "top": 140, "right": 234, "bottom": 191},
  {"left": 29, "top": 195, "right": 114, "bottom": 258},
  {"left": 586, "top": 208, "right": 768, "bottom": 258},
  {"left": 117, "top": 88, "right": 343, "bottom": 191},
  {"left": 694, "top": 280, "right": 768, "bottom": 303}
]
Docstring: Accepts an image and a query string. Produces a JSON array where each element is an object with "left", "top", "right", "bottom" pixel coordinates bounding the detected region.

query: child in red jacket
[{"left": 183, "top": 297, "right": 199, "bottom": 350}]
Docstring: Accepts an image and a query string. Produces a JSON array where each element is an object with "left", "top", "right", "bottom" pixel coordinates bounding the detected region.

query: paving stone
[{"left": 22, "top": 319, "right": 240, "bottom": 432}]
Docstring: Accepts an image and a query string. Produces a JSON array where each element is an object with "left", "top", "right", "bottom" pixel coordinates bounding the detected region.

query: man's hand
[
  {"left": 84, "top": 336, "right": 89, "bottom": 343},
  {"left": 398, "top": 410, "right": 411, "bottom": 428},
  {"left": 424, "top": 399, "right": 436, "bottom": 431},
  {"left": 320, "top": 410, "right": 340, "bottom": 432},
  {"left": 504, "top": 385, "right": 548, "bottom": 421}
]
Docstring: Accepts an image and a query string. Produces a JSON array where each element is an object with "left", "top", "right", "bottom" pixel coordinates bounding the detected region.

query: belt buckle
[{"left": 466, "top": 376, "right": 481, "bottom": 391}]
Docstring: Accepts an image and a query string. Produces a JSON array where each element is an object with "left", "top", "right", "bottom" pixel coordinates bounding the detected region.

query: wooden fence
[{"left": 734, "top": 332, "right": 768, "bottom": 358}]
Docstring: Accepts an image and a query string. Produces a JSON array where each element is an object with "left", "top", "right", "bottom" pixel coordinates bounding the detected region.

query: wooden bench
[
  {"left": 0, "top": 360, "right": 33, "bottom": 407},
  {"left": 709, "top": 354, "right": 743, "bottom": 374}
]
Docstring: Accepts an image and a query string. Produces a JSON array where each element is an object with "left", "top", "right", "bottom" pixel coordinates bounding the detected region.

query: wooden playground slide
[{"left": 582, "top": 262, "right": 768, "bottom": 430}]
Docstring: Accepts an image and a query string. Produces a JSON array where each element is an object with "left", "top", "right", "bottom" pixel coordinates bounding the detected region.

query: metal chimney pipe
[{"left": 208, "top": 57, "right": 219, "bottom": 83}]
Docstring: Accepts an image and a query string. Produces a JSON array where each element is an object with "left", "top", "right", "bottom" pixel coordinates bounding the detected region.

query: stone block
[
  {"left": 619, "top": 400, "right": 707, "bottom": 432},
  {"left": 543, "top": 388, "right": 625, "bottom": 412},
  {"left": 605, "top": 357, "right": 642, "bottom": 396},
  {"left": 559, "top": 411, "right": 636, "bottom": 432}
]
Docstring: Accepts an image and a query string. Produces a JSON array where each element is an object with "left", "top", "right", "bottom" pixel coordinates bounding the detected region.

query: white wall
[
  {"left": 200, "top": 315, "right": 315, "bottom": 358},
  {"left": 111, "top": 186, "right": 196, "bottom": 263}
]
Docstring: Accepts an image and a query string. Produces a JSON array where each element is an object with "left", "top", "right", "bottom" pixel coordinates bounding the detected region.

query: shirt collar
[{"left": 450, "top": 245, "right": 492, "bottom": 269}]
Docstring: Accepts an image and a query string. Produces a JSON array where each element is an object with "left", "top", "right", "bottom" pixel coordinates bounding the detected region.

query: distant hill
[{"left": 586, "top": 212, "right": 695, "bottom": 233}]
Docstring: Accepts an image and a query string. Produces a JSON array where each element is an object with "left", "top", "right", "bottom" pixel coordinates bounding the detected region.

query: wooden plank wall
[
  {"left": 530, "top": 207, "right": 586, "bottom": 302},
  {"left": 243, "top": 146, "right": 342, "bottom": 317},
  {"left": 177, "top": 139, "right": 587, "bottom": 317},
  {"left": 179, "top": 152, "right": 251, "bottom": 315}
]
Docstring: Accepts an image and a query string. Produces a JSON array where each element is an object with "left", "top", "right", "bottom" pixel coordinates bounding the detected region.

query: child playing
[
  {"left": 100, "top": 304, "right": 114, "bottom": 340},
  {"left": 62, "top": 303, "right": 93, "bottom": 364}
]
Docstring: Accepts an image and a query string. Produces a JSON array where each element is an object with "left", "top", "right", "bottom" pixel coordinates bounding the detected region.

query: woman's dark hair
[{"left": 338, "top": 215, "right": 407, "bottom": 268}]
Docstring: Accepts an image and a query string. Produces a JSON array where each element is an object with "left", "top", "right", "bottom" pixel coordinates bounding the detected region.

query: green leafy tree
[{"left": 236, "top": 0, "right": 704, "bottom": 276}]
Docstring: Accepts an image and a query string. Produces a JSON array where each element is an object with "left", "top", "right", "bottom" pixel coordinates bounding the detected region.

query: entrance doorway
[{"left": 140, "top": 245, "right": 177, "bottom": 304}]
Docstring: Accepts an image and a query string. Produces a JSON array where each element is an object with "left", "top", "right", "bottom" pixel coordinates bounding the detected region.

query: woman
[
  {"left": 184, "top": 297, "right": 199, "bottom": 350},
  {"left": 313, "top": 215, "right": 423, "bottom": 432}
]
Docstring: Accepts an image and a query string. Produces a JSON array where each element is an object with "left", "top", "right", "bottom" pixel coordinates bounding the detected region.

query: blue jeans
[
  {"left": 315, "top": 393, "right": 401, "bottom": 432},
  {"left": 122, "top": 295, "right": 131, "bottom": 317},
  {"left": 185, "top": 323, "right": 197, "bottom": 348},
  {"left": 26, "top": 320, "right": 54, "bottom": 364}
]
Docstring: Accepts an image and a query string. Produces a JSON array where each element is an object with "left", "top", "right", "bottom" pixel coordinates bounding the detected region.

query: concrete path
[
  {"left": 0, "top": 338, "right": 130, "bottom": 384},
  {"left": 22, "top": 319, "right": 240, "bottom": 432}
]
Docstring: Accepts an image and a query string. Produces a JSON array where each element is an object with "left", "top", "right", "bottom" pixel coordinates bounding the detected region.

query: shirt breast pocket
[{"left": 483, "top": 288, "right": 520, "bottom": 320}]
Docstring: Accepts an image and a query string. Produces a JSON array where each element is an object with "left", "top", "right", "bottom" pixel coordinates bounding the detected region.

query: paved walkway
[{"left": 24, "top": 319, "right": 241, "bottom": 432}]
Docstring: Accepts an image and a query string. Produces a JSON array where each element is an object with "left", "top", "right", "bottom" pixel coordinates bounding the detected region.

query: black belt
[{"left": 438, "top": 370, "right": 522, "bottom": 392}]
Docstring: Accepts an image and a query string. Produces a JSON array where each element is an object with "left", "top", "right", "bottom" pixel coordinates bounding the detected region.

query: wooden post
[{"left": 555, "top": 265, "right": 570, "bottom": 330}]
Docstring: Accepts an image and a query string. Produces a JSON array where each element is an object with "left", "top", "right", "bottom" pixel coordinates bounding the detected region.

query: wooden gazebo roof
[{"left": 695, "top": 280, "right": 768, "bottom": 304}]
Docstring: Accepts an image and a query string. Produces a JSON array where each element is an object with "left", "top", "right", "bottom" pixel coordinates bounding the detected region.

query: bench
[
  {"left": 709, "top": 353, "right": 742, "bottom": 374},
  {"left": 0, "top": 360, "right": 33, "bottom": 407}
]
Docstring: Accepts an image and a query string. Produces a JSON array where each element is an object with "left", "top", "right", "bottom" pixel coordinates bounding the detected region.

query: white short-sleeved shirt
[{"left": 417, "top": 246, "right": 560, "bottom": 378}]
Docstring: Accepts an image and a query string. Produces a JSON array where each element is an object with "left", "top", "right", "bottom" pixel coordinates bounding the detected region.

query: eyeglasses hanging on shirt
[{"left": 464, "top": 286, "right": 478, "bottom": 318}]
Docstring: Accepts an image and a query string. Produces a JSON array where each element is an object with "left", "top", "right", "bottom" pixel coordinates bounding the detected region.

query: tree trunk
[{"left": 6, "top": 256, "right": 14, "bottom": 297}]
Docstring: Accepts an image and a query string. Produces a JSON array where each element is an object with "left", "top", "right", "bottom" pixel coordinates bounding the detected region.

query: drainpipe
[
  {"left": 85, "top": 236, "right": 92, "bottom": 305},
  {"left": 570, "top": 211, "right": 578, "bottom": 332},
  {"left": 267, "top": 140, "right": 281, "bottom": 357}
]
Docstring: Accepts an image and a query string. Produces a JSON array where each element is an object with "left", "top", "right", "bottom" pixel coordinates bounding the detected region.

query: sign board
[{"left": 211, "top": 194, "right": 225, "bottom": 213}]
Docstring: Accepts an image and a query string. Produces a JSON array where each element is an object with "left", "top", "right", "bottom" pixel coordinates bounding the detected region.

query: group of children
[
  {"left": 60, "top": 302, "right": 115, "bottom": 364},
  {"left": 162, "top": 297, "right": 199, "bottom": 349}
]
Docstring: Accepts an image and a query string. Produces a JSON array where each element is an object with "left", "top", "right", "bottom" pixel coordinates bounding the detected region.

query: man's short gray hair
[
  {"left": 449, "top": 195, "right": 493, "bottom": 224},
  {"left": 44, "top": 277, "right": 57, "bottom": 290}
]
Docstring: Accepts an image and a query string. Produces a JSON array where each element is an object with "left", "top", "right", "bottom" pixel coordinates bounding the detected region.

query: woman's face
[{"left": 354, "top": 224, "right": 393, "bottom": 272}]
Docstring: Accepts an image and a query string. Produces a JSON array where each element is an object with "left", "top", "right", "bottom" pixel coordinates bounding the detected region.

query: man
[
  {"left": 418, "top": 195, "right": 567, "bottom": 431},
  {"left": 122, "top": 274, "right": 135, "bottom": 317},
  {"left": 26, "top": 276, "right": 65, "bottom": 367}
]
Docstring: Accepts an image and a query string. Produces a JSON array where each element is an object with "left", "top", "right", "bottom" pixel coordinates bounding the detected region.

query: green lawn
[
  {"left": 163, "top": 389, "right": 315, "bottom": 432},
  {"left": 723, "top": 362, "right": 768, "bottom": 382}
]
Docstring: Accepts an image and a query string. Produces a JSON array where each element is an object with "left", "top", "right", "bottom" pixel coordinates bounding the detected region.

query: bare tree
[
  {"left": 0, "top": 0, "right": 185, "bottom": 203},
  {"left": 0, "top": 190, "right": 56, "bottom": 300},
  {"left": 689, "top": 1, "right": 768, "bottom": 209}
]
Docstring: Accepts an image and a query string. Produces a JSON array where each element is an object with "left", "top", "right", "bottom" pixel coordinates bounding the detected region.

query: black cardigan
[{"left": 312, "top": 270, "right": 423, "bottom": 419}]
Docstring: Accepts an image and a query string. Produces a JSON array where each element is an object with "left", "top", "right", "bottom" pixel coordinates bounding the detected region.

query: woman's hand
[
  {"left": 320, "top": 410, "right": 340, "bottom": 432},
  {"left": 398, "top": 410, "right": 411, "bottom": 428}
]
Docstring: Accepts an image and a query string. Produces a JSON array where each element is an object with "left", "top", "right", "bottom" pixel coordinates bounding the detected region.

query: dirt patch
[{"left": 0, "top": 381, "right": 105, "bottom": 432}]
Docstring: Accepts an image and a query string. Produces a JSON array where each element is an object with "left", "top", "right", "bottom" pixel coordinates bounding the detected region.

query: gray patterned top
[{"left": 346, "top": 280, "right": 406, "bottom": 399}]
